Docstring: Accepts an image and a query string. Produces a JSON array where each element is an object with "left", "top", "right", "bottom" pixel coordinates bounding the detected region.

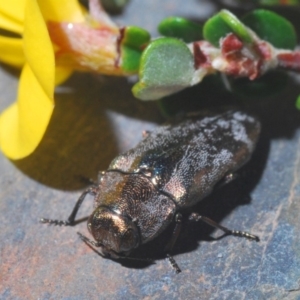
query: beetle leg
[
  {"left": 189, "top": 213, "right": 259, "bottom": 242},
  {"left": 142, "top": 130, "right": 150, "bottom": 138},
  {"left": 79, "top": 171, "right": 106, "bottom": 186},
  {"left": 223, "top": 172, "right": 238, "bottom": 185},
  {"left": 166, "top": 254, "right": 181, "bottom": 274},
  {"left": 97, "top": 171, "right": 106, "bottom": 183},
  {"left": 164, "top": 213, "right": 183, "bottom": 274},
  {"left": 165, "top": 213, "right": 183, "bottom": 252},
  {"left": 215, "top": 172, "right": 238, "bottom": 189},
  {"left": 40, "top": 186, "right": 98, "bottom": 226}
]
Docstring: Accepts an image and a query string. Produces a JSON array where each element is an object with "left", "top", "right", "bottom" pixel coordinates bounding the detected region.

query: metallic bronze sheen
[{"left": 88, "top": 109, "right": 260, "bottom": 256}]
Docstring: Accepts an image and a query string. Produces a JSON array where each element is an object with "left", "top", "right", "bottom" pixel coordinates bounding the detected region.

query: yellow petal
[
  {"left": 0, "top": 0, "right": 26, "bottom": 34},
  {"left": 0, "top": 0, "right": 56, "bottom": 159},
  {"left": 38, "top": 0, "right": 86, "bottom": 23},
  {"left": 23, "top": 0, "right": 55, "bottom": 99},
  {"left": 0, "top": 64, "right": 54, "bottom": 159},
  {"left": 0, "top": 36, "right": 25, "bottom": 68},
  {"left": 55, "top": 66, "right": 73, "bottom": 85},
  {"left": 0, "top": 0, "right": 88, "bottom": 158},
  {"left": 0, "top": 13, "right": 23, "bottom": 34}
]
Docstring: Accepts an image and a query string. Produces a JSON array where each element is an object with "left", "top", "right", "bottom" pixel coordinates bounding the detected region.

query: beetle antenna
[{"left": 77, "top": 232, "right": 100, "bottom": 247}]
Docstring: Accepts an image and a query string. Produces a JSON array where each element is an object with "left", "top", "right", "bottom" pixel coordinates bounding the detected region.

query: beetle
[{"left": 41, "top": 108, "right": 260, "bottom": 273}]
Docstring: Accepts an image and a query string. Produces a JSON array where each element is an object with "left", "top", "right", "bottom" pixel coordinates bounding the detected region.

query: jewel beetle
[{"left": 41, "top": 108, "right": 260, "bottom": 273}]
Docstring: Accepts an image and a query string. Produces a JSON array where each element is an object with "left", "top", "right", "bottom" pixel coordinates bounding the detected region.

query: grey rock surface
[{"left": 1, "top": 1, "right": 300, "bottom": 299}]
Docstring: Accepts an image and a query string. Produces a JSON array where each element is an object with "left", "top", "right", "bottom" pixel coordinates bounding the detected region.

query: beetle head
[{"left": 87, "top": 206, "right": 139, "bottom": 257}]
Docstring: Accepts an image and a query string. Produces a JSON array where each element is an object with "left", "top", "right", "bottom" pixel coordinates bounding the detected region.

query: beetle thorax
[{"left": 94, "top": 172, "right": 177, "bottom": 245}]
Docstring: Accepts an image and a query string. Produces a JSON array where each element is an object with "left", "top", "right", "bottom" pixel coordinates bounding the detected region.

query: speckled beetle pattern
[{"left": 41, "top": 108, "right": 261, "bottom": 273}]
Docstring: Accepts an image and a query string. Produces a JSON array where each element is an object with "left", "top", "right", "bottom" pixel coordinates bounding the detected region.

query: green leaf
[
  {"left": 132, "top": 37, "right": 194, "bottom": 100},
  {"left": 203, "top": 10, "right": 253, "bottom": 47},
  {"left": 260, "top": 0, "right": 299, "bottom": 4},
  {"left": 101, "top": 0, "right": 130, "bottom": 12},
  {"left": 121, "top": 26, "right": 150, "bottom": 73},
  {"left": 122, "top": 26, "right": 150, "bottom": 49},
  {"left": 121, "top": 46, "right": 141, "bottom": 73},
  {"left": 228, "top": 71, "right": 288, "bottom": 98},
  {"left": 203, "top": 13, "right": 232, "bottom": 47},
  {"left": 158, "top": 17, "right": 202, "bottom": 43},
  {"left": 295, "top": 94, "right": 300, "bottom": 110},
  {"left": 219, "top": 10, "right": 253, "bottom": 44},
  {"left": 242, "top": 9, "right": 297, "bottom": 49}
]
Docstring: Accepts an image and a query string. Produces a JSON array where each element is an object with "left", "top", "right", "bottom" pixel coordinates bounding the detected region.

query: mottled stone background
[{"left": 1, "top": 1, "right": 300, "bottom": 299}]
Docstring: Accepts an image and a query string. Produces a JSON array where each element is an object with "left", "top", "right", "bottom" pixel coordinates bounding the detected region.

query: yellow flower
[
  {"left": 0, "top": 0, "right": 25, "bottom": 67},
  {"left": 0, "top": 0, "right": 131, "bottom": 159}
]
